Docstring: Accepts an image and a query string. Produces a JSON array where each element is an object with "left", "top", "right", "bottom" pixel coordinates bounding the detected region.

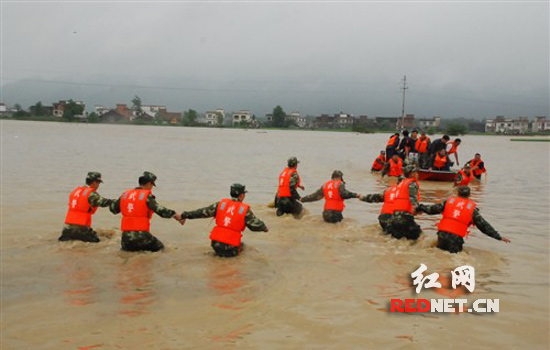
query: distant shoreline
[{"left": 2, "top": 116, "right": 550, "bottom": 137}]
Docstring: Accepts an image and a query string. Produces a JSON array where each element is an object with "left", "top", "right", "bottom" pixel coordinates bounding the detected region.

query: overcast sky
[{"left": 1, "top": 0, "right": 548, "bottom": 119}]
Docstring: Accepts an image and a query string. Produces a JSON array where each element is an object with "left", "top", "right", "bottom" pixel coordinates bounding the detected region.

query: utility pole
[{"left": 400, "top": 75, "right": 408, "bottom": 130}]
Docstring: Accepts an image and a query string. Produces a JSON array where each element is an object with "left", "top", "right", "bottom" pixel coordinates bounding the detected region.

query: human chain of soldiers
[
  {"left": 370, "top": 130, "right": 486, "bottom": 186},
  {"left": 61, "top": 152, "right": 510, "bottom": 258}
]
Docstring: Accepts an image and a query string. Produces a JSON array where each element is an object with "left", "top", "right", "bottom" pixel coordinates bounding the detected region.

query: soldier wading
[
  {"left": 180, "top": 184, "right": 268, "bottom": 257},
  {"left": 275, "top": 157, "right": 304, "bottom": 217},
  {"left": 60, "top": 172, "right": 114, "bottom": 243},
  {"left": 301, "top": 170, "right": 361, "bottom": 223},
  {"left": 110, "top": 172, "right": 183, "bottom": 252}
]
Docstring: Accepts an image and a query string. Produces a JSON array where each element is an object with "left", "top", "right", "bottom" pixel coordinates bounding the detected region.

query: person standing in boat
[
  {"left": 385, "top": 133, "right": 400, "bottom": 159},
  {"left": 407, "top": 130, "right": 419, "bottom": 165},
  {"left": 428, "top": 134, "right": 450, "bottom": 161},
  {"left": 429, "top": 149, "right": 453, "bottom": 171},
  {"left": 415, "top": 131, "right": 431, "bottom": 169},
  {"left": 398, "top": 130, "right": 411, "bottom": 159},
  {"left": 447, "top": 138, "right": 462, "bottom": 166}
]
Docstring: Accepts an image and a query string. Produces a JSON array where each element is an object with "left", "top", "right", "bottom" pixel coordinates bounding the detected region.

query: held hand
[
  {"left": 264, "top": 227, "right": 269, "bottom": 233},
  {"left": 501, "top": 237, "right": 511, "bottom": 243},
  {"left": 178, "top": 218, "right": 186, "bottom": 226},
  {"left": 174, "top": 213, "right": 182, "bottom": 221},
  {"left": 299, "top": 185, "right": 305, "bottom": 191}
]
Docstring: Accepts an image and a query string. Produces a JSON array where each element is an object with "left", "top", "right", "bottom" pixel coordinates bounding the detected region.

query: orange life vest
[
  {"left": 386, "top": 135, "right": 398, "bottom": 147},
  {"left": 322, "top": 180, "right": 345, "bottom": 212},
  {"left": 393, "top": 178, "right": 420, "bottom": 214},
  {"left": 416, "top": 137, "right": 430, "bottom": 153},
  {"left": 381, "top": 185, "right": 399, "bottom": 214},
  {"left": 371, "top": 154, "right": 386, "bottom": 170},
  {"left": 437, "top": 197, "right": 476, "bottom": 237},
  {"left": 120, "top": 189, "right": 153, "bottom": 232},
  {"left": 433, "top": 153, "right": 448, "bottom": 168},
  {"left": 277, "top": 167, "right": 301, "bottom": 198},
  {"left": 388, "top": 158, "right": 403, "bottom": 177},
  {"left": 448, "top": 141, "right": 459, "bottom": 154},
  {"left": 456, "top": 170, "right": 473, "bottom": 186},
  {"left": 210, "top": 198, "right": 250, "bottom": 247},
  {"left": 469, "top": 159, "right": 486, "bottom": 176},
  {"left": 65, "top": 186, "right": 98, "bottom": 227}
]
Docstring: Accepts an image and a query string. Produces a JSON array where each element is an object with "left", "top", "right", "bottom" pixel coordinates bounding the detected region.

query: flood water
[{"left": 1, "top": 120, "right": 549, "bottom": 349}]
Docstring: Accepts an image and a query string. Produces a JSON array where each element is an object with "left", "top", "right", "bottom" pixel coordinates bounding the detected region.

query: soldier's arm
[
  {"left": 245, "top": 208, "right": 268, "bottom": 232},
  {"left": 417, "top": 201, "right": 446, "bottom": 214},
  {"left": 454, "top": 173, "right": 463, "bottom": 186},
  {"left": 472, "top": 208, "right": 502, "bottom": 240},
  {"left": 290, "top": 172, "right": 301, "bottom": 200},
  {"left": 339, "top": 183, "right": 359, "bottom": 199},
  {"left": 360, "top": 190, "right": 385, "bottom": 203},
  {"left": 110, "top": 197, "right": 121, "bottom": 214},
  {"left": 181, "top": 202, "right": 219, "bottom": 219},
  {"left": 147, "top": 194, "right": 176, "bottom": 218},
  {"left": 409, "top": 182, "right": 420, "bottom": 207},
  {"left": 301, "top": 187, "right": 324, "bottom": 203},
  {"left": 88, "top": 191, "right": 114, "bottom": 208}
]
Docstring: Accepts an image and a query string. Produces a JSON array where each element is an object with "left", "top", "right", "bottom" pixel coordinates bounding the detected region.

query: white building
[
  {"left": 0, "top": 102, "right": 7, "bottom": 114},
  {"left": 141, "top": 105, "right": 165, "bottom": 118},
  {"left": 232, "top": 110, "right": 253, "bottom": 126},
  {"left": 285, "top": 111, "right": 307, "bottom": 128},
  {"left": 531, "top": 116, "right": 548, "bottom": 132},
  {"left": 94, "top": 105, "right": 110, "bottom": 116},
  {"left": 334, "top": 112, "right": 354, "bottom": 128},
  {"left": 418, "top": 116, "right": 441, "bottom": 130},
  {"left": 203, "top": 109, "right": 225, "bottom": 126}
]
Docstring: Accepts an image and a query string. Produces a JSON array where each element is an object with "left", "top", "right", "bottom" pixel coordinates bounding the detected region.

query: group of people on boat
[{"left": 371, "top": 130, "right": 487, "bottom": 186}]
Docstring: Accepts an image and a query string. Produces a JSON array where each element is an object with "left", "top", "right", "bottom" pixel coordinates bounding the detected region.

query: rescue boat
[{"left": 417, "top": 169, "right": 457, "bottom": 182}]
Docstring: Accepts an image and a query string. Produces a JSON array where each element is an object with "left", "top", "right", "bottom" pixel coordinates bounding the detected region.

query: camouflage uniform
[
  {"left": 387, "top": 180, "right": 422, "bottom": 240},
  {"left": 360, "top": 192, "right": 392, "bottom": 232},
  {"left": 418, "top": 200, "right": 503, "bottom": 253},
  {"left": 275, "top": 167, "right": 303, "bottom": 217},
  {"left": 301, "top": 180, "right": 359, "bottom": 223},
  {"left": 181, "top": 195, "right": 267, "bottom": 258},
  {"left": 59, "top": 190, "right": 114, "bottom": 242},
  {"left": 111, "top": 185, "right": 176, "bottom": 252}
]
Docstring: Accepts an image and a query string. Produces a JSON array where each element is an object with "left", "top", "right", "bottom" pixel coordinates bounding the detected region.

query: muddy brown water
[{"left": 1, "top": 120, "right": 549, "bottom": 349}]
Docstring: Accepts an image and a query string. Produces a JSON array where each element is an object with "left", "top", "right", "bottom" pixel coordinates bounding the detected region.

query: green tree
[
  {"left": 87, "top": 112, "right": 99, "bottom": 123},
  {"left": 216, "top": 112, "right": 224, "bottom": 127},
  {"left": 62, "top": 100, "right": 84, "bottom": 121},
  {"left": 30, "top": 101, "right": 46, "bottom": 116},
  {"left": 272, "top": 105, "right": 286, "bottom": 128},
  {"left": 154, "top": 111, "right": 164, "bottom": 125},
  {"left": 14, "top": 103, "right": 22, "bottom": 112},
  {"left": 427, "top": 127, "right": 436, "bottom": 135},
  {"left": 183, "top": 109, "right": 198, "bottom": 126},
  {"left": 131, "top": 95, "right": 144, "bottom": 118},
  {"left": 446, "top": 123, "right": 468, "bottom": 136}
]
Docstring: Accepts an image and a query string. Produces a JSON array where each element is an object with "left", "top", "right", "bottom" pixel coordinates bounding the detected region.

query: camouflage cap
[
  {"left": 142, "top": 171, "right": 157, "bottom": 186},
  {"left": 230, "top": 183, "right": 247, "bottom": 197},
  {"left": 331, "top": 170, "right": 344, "bottom": 179},
  {"left": 397, "top": 175, "right": 406, "bottom": 183},
  {"left": 403, "top": 165, "right": 418, "bottom": 176},
  {"left": 86, "top": 171, "right": 103, "bottom": 183},
  {"left": 287, "top": 156, "right": 300, "bottom": 167},
  {"left": 457, "top": 185, "right": 471, "bottom": 197},
  {"left": 464, "top": 164, "right": 472, "bottom": 169}
]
